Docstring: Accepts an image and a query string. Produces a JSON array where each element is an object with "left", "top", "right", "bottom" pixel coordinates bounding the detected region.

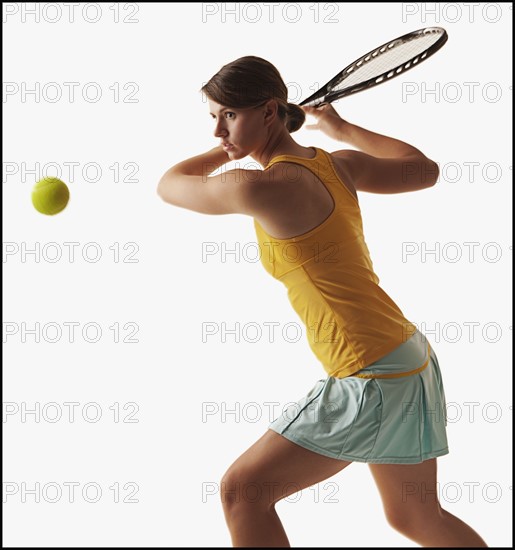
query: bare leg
[
  {"left": 221, "top": 429, "right": 352, "bottom": 547},
  {"left": 368, "top": 458, "right": 488, "bottom": 547}
]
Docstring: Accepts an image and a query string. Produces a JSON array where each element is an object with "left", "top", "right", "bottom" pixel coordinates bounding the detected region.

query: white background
[{"left": 3, "top": 2, "right": 512, "bottom": 547}]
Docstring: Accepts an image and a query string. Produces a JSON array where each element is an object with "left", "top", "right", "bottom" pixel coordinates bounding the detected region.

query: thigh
[
  {"left": 221, "top": 429, "right": 352, "bottom": 508},
  {"left": 368, "top": 458, "right": 442, "bottom": 528}
]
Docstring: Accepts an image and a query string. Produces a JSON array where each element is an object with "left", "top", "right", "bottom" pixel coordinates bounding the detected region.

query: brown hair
[{"left": 200, "top": 56, "right": 305, "bottom": 133}]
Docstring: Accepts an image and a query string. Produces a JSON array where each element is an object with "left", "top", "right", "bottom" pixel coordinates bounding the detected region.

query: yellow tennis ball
[{"left": 32, "top": 177, "right": 70, "bottom": 215}]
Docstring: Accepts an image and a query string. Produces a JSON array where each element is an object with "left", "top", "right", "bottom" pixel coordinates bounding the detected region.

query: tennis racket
[{"left": 299, "top": 27, "right": 448, "bottom": 107}]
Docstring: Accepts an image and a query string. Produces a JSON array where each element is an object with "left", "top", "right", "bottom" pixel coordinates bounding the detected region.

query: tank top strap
[{"left": 264, "top": 147, "right": 358, "bottom": 207}]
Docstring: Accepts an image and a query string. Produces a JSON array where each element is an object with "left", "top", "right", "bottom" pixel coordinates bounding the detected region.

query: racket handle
[{"left": 300, "top": 98, "right": 328, "bottom": 108}]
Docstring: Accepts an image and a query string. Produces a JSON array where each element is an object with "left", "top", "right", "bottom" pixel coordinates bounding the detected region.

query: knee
[
  {"left": 219, "top": 468, "right": 240, "bottom": 511},
  {"left": 220, "top": 467, "right": 273, "bottom": 515},
  {"left": 384, "top": 509, "right": 416, "bottom": 536},
  {"left": 384, "top": 505, "right": 442, "bottom": 538}
]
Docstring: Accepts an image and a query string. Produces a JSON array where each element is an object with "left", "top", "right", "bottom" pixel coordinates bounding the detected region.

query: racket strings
[{"left": 332, "top": 30, "right": 445, "bottom": 91}]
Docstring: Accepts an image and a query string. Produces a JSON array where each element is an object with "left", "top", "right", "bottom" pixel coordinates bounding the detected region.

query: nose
[{"left": 213, "top": 118, "right": 227, "bottom": 139}]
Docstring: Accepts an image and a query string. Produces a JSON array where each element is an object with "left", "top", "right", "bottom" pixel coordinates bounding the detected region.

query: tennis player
[{"left": 157, "top": 56, "right": 488, "bottom": 548}]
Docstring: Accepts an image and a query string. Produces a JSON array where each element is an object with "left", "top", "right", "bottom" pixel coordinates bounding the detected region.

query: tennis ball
[{"left": 32, "top": 177, "right": 70, "bottom": 215}]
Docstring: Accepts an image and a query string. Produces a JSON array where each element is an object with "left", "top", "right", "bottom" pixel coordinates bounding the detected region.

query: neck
[{"left": 251, "top": 126, "right": 310, "bottom": 169}]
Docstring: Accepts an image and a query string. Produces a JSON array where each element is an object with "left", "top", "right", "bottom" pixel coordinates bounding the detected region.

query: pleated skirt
[{"left": 268, "top": 330, "right": 449, "bottom": 464}]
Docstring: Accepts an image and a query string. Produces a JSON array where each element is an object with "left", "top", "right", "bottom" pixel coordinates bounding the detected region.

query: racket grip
[{"left": 300, "top": 98, "right": 328, "bottom": 108}]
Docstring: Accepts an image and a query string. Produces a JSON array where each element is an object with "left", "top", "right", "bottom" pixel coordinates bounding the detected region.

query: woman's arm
[
  {"left": 157, "top": 146, "right": 263, "bottom": 215},
  {"left": 302, "top": 104, "right": 424, "bottom": 158},
  {"left": 302, "top": 104, "right": 439, "bottom": 193},
  {"left": 159, "top": 145, "right": 230, "bottom": 180}
]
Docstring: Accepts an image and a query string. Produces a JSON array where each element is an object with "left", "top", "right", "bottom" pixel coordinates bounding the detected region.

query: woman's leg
[
  {"left": 368, "top": 458, "right": 488, "bottom": 547},
  {"left": 221, "top": 428, "right": 352, "bottom": 547}
]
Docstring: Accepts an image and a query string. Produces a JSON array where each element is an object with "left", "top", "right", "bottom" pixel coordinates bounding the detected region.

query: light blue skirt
[{"left": 269, "top": 330, "right": 449, "bottom": 464}]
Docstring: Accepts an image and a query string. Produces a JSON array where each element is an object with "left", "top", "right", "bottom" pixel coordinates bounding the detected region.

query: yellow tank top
[{"left": 253, "top": 147, "right": 418, "bottom": 378}]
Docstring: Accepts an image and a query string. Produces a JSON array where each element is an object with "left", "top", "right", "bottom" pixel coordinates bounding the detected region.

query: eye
[{"left": 210, "top": 111, "right": 236, "bottom": 121}]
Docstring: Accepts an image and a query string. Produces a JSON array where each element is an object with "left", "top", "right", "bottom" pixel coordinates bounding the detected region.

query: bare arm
[
  {"left": 156, "top": 146, "right": 264, "bottom": 215},
  {"left": 301, "top": 104, "right": 439, "bottom": 193},
  {"left": 158, "top": 145, "right": 230, "bottom": 182}
]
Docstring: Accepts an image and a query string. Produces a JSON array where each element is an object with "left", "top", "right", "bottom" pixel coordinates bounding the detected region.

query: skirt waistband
[
  {"left": 350, "top": 331, "right": 432, "bottom": 379},
  {"left": 351, "top": 342, "right": 431, "bottom": 379}
]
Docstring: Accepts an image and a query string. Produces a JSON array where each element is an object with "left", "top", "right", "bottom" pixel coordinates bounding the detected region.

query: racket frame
[{"left": 299, "top": 26, "right": 448, "bottom": 107}]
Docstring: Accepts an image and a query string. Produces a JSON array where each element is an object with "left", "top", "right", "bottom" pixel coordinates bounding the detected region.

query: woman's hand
[{"left": 300, "top": 103, "right": 349, "bottom": 141}]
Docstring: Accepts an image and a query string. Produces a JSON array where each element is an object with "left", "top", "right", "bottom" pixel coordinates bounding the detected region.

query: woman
[{"left": 157, "top": 56, "right": 488, "bottom": 548}]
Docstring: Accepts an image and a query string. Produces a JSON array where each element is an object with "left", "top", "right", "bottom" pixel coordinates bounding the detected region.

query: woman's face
[{"left": 208, "top": 98, "right": 271, "bottom": 161}]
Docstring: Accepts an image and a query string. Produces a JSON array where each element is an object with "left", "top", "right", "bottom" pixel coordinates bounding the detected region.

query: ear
[{"left": 262, "top": 99, "right": 279, "bottom": 127}]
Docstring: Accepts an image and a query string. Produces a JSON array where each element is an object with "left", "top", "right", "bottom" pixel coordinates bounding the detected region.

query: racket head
[{"left": 299, "top": 26, "right": 448, "bottom": 107}]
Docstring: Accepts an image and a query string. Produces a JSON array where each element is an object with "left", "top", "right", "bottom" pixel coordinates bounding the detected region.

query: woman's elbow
[
  {"left": 156, "top": 178, "right": 166, "bottom": 202},
  {"left": 424, "top": 158, "right": 439, "bottom": 187},
  {"left": 157, "top": 172, "right": 174, "bottom": 203}
]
